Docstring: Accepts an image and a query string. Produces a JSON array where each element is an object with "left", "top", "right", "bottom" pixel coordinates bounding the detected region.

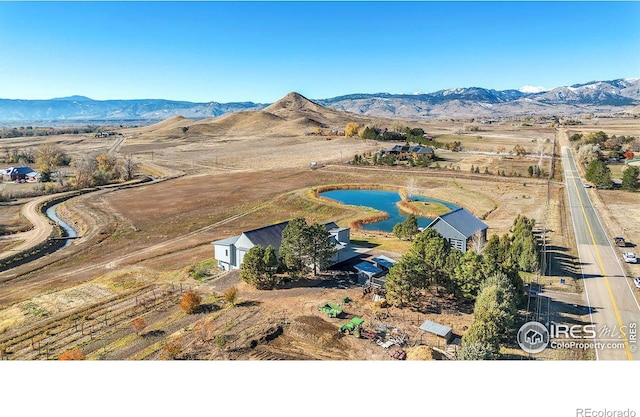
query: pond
[{"left": 319, "top": 189, "right": 460, "bottom": 232}]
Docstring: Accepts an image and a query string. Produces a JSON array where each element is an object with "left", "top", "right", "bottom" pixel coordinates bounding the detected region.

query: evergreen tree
[
  {"left": 585, "top": 159, "right": 613, "bottom": 188},
  {"left": 279, "top": 218, "right": 310, "bottom": 278},
  {"left": 453, "top": 249, "right": 486, "bottom": 300},
  {"left": 240, "top": 245, "right": 266, "bottom": 288},
  {"left": 393, "top": 213, "right": 419, "bottom": 241},
  {"left": 481, "top": 235, "right": 502, "bottom": 278},
  {"left": 279, "top": 218, "right": 337, "bottom": 278},
  {"left": 461, "top": 272, "right": 518, "bottom": 357},
  {"left": 384, "top": 253, "right": 424, "bottom": 307},
  {"left": 306, "top": 222, "right": 337, "bottom": 275},
  {"left": 411, "top": 229, "right": 449, "bottom": 289},
  {"left": 621, "top": 165, "right": 639, "bottom": 191},
  {"left": 262, "top": 245, "right": 280, "bottom": 288}
]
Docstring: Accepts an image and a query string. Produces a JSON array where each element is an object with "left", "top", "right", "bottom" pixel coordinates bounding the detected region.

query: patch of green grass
[
  {"left": 399, "top": 200, "right": 451, "bottom": 218},
  {"left": 608, "top": 164, "right": 626, "bottom": 180},
  {"left": 187, "top": 258, "right": 218, "bottom": 281},
  {"left": 21, "top": 302, "right": 48, "bottom": 318},
  {"left": 519, "top": 271, "right": 538, "bottom": 284},
  {"left": 214, "top": 334, "right": 227, "bottom": 347},
  {"left": 352, "top": 235, "right": 411, "bottom": 254}
]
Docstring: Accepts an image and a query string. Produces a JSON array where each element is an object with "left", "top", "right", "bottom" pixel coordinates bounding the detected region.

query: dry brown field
[{"left": 1, "top": 99, "right": 638, "bottom": 360}]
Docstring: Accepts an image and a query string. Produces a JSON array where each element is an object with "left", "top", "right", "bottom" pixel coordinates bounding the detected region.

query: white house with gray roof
[
  {"left": 212, "top": 221, "right": 352, "bottom": 271},
  {"left": 426, "top": 208, "right": 488, "bottom": 253}
]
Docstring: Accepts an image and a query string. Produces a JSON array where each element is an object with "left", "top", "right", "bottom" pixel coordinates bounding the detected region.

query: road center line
[{"left": 567, "top": 151, "right": 632, "bottom": 360}]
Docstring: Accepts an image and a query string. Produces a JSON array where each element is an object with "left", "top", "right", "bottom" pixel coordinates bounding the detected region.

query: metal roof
[
  {"left": 354, "top": 261, "right": 383, "bottom": 276},
  {"left": 372, "top": 255, "right": 396, "bottom": 270},
  {"left": 414, "top": 146, "right": 434, "bottom": 154},
  {"left": 243, "top": 221, "right": 290, "bottom": 250},
  {"left": 427, "top": 208, "right": 488, "bottom": 239},
  {"left": 419, "top": 320, "right": 452, "bottom": 338},
  {"left": 10, "top": 167, "right": 35, "bottom": 175},
  {"left": 212, "top": 235, "right": 240, "bottom": 246}
]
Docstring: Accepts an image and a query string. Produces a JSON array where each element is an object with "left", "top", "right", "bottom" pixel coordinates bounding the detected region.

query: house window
[{"left": 225, "top": 249, "right": 229, "bottom": 257}]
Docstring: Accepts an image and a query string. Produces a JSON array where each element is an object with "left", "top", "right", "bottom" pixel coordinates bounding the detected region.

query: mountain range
[{"left": 1, "top": 78, "right": 638, "bottom": 123}]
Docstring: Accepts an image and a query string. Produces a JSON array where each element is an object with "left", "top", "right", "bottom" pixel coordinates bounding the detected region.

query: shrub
[
  {"left": 131, "top": 317, "right": 147, "bottom": 335},
  {"left": 180, "top": 291, "right": 202, "bottom": 314},
  {"left": 58, "top": 348, "right": 85, "bottom": 360},
  {"left": 223, "top": 286, "right": 238, "bottom": 306}
]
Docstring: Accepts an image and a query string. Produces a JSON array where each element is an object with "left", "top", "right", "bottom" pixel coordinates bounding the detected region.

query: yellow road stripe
[{"left": 568, "top": 151, "right": 633, "bottom": 360}]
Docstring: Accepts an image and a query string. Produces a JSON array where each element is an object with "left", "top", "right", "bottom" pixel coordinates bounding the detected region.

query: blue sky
[{"left": 1, "top": 1, "right": 639, "bottom": 103}]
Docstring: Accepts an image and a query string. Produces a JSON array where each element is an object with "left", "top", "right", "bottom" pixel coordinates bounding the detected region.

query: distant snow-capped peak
[{"left": 519, "top": 85, "right": 549, "bottom": 93}]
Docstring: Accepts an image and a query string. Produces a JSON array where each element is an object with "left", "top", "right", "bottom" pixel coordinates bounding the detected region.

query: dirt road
[{"left": 0, "top": 193, "right": 59, "bottom": 262}]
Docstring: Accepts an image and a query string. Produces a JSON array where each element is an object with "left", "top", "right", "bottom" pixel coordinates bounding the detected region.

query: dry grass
[{"left": 2, "top": 105, "right": 635, "bottom": 361}]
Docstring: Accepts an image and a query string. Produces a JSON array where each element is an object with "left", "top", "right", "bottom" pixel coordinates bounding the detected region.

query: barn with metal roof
[{"left": 426, "top": 207, "right": 488, "bottom": 253}]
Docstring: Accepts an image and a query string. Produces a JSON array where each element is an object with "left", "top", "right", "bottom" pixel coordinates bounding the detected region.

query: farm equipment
[
  {"left": 361, "top": 329, "right": 380, "bottom": 342},
  {"left": 389, "top": 348, "right": 407, "bottom": 360},
  {"left": 339, "top": 317, "right": 365, "bottom": 337},
  {"left": 318, "top": 303, "right": 343, "bottom": 318}
]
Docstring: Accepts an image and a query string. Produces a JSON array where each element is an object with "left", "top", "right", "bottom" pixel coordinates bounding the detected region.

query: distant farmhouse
[
  {"left": 212, "top": 221, "right": 354, "bottom": 271},
  {"left": 426, "top": 208, "right": 488, "bottom": 253},
  {"left": 384, "top": 144, "right": 435, "bottom": 160},
  {"left": 2, "top": 166, "right": 40, "bottom": 182}
]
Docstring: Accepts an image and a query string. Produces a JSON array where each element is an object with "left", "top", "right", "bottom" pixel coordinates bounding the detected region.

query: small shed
[
  {"left": 353, "top": 261, "right": 383, "bottom": 286},
  {"left": 419, "top": 319, "right": 453, "bottom": 344}
]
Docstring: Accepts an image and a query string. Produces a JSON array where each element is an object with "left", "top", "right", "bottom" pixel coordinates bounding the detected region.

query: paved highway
[{"left": 563, "top": 146, "right": 640, "bottom": 360}]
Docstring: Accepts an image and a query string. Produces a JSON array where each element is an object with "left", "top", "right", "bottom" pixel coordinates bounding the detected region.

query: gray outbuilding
[{"left": 426, "top": 207, "right": 488, "bottom": 253}]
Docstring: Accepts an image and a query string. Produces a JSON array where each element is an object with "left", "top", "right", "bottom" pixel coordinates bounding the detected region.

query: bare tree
[
  {"left": 122, "top": 154, "right": 139, "bottom": 181},
  {"left": 470, "top": 232, "right": 486, "bottom": 255},
  {"left": 405, "top": 178, "right": 418, "bottom": 201},
  {"left": 71, "top": 155, "right": 95, "bottom": 189}
]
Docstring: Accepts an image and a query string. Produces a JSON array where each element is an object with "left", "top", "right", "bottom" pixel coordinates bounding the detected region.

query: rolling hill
[{"left": 135, "top": 92, "right": 375, "bottom": 138}]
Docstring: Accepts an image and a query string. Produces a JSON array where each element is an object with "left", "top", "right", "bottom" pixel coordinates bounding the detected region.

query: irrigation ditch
[{"left": 0, "top": 175, "right": 158, "bottom": 273}]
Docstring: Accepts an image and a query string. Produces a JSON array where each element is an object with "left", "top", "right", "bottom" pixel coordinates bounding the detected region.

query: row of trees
[
  {"left": 1, "top": 142, "right": 139, "bottom": 189},
  {"left": 240, "top": 218, "right": 337, "bottom": 289},
  {"left": 345, "top": 123, "right": 431, "bottom": 144},
  {"left": 0, "top": 125, "right": 103, "bottom": 139},
  {"left": 72, "top": 152, "right": 137, "bottom": 188},
  {"left": 585, "top": 159, "right": 639, "bottom": 191},
  {"left": 570, "top": 131, "right": 637, "bottom": 151}
]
